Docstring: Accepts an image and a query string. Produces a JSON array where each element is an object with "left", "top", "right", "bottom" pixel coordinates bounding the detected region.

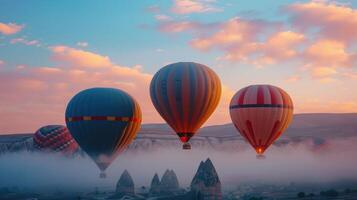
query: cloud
[
  {"left": 219, "top": 30, "right": 305, "bottom": 66},
  {"left": 0, "top": 60, "right": 4, "bottom": 67},
  {"left": 0, "top": 45, "right": 235, "bottom": 133},
  {"left": 158, "top": 21, "right": 202, "bottom": 33},
  {"left": 190, "top": 18, "right": 266, "bottom": 51},
  {"left": 189, "top": 19, "right": 302, "bottom": 66},
  {"left": 295, "top": 98, "right": 357, "bottom": 113},
  {"left": 285, "top": 75, "right": 301, "bottom": 82},
  {"left": 146, "top": 5, "right": 161, "bottom": 13},
  {"left": 342, "top": 72, "right": 357, "bottom": 80},
  {"left": 0, "top": 22, "right": 24, "bottom": 35},
  {"left": 311, "top": 67, "right": 337, "bottom": 78},
  {"left": 171, "top": 0, "right": 221, "bottom": 14},
  {"left": 304, "top": 40, "right": 351, "bottom": 67},
  {"left": 0, "top": 46, "right": 159, "bottom": 133},
  {"left": 156, "top": 1, "right": 357, "bottom": 82},
  {"left": 76, "top": 41, "right": 88, "bottom": 47},
  {"left": 288, "top": 1, "right": 357, "bottom": 43},
  {"left": 10, "top": 38, "right": 40, "bottom": 46},
  {"left": 50, "top": 45, "right": 112, "bottom": 68}
]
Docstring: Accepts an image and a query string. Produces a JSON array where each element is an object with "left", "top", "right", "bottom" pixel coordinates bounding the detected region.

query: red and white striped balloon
[
  {"left": 229, "top": 85, "right": 294, "bottom": 156},
  {"left": 33, "top": 125, "right": 78, "bottom": 155}
]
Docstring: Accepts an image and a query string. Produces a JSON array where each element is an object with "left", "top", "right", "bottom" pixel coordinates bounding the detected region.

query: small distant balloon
[
  {"left": 65, "top": 88, "right": 141, "bottom": 178},
  {"left": 229, "top": 85, "right": 294, "bottom": 158},
  {"left": 33, "top": 125, "right": 78, "bottom": 155},
  {"left": 150, "top": 62, "right": 221, "bottom": 149}
]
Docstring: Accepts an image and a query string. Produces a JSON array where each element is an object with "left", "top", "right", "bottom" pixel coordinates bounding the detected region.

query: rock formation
[
  {"left": 149, "top": 173, "right": 161, "bottom": 195},
  {"left": 159, "top": 169, "right": 180, "bottom": 194},
  {"left": 190, "top": 158, "right": 222, "bottom": 200},
  {"left": 116, "top": 170, "right": 135, "bottom": 196}
]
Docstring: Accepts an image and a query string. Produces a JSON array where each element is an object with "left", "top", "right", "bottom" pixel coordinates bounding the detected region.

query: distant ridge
[{"left": 2, "top": 113, "right": 357, "bottom": 138}]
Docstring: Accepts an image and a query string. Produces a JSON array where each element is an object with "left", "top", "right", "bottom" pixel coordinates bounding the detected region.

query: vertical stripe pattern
[
  {"left": 229, "top": 85, "right": 294, "bottom": 155},
  {"left": 150, "top": 62, "right": 221, "bottom": 143}
]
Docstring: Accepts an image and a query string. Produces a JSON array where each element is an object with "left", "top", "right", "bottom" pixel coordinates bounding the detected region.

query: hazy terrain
[{"left": 0, "top": 113, "right": 357, "bottom": 196}]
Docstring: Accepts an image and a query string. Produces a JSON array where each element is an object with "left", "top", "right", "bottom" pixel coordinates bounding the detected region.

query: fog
[{"left": 1, "top": 137, "right": 357, "bottom": 192}]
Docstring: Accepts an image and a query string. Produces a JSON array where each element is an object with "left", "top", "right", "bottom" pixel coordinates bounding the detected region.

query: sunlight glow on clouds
[
  {"left": 157, "top": 1, "right": 357, "bottom": 83},
  {"left": 50, "top": 45, "right": 113, "bottom": 68},
  {"left": 1, "top": 0, "right": 357, "bottom": 133},
  {"left": 11, "top": 38, "right": 40, "bottom": 46},
  {"left": 0, "top": 46, "right": 157, "bottom": 133},
  {"left": 171, "top": 0, "right": 221, "bottom": 14},
  {"left": 0, "top": 22, "right": 23, "bottom": 35}
]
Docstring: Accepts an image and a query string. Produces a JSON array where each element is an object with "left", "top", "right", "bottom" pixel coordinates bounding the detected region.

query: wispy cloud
[
  {"left": 287, "top": 1, "right": 357, "bottom": 43},
  {"left": 171, "top": 0, "right": 222, "bottom": 14},
  {"left": 0, "top": 22, "right": 24, "bottom": 35},
  {"left": 155, "top": 14, "right": 172, "bottom": 21},
  {"left": 50, "top": 45, "right": 112, "bottom": 68},
  {"left": 10, "top": 38, "right": 40, "bottom": 46},
  {"left": 76, "top": 41, "right": 88, "bottom": 47}
]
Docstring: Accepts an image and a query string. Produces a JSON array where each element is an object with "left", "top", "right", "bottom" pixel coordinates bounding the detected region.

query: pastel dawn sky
[{"left": 1, "top": 0, "right": 357, "bottom": 133}]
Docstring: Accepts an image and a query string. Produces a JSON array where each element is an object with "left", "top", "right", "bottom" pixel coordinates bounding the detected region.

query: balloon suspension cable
[
  {"left": 99, "top": 171, "right": 107, "bottom": 179},
  {"left": 182, "top": 142, "right": 191, "bottom": 150}
]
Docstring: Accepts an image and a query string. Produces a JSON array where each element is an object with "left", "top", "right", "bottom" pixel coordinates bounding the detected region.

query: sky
[{"left": 0, "top": 0, "right": 357, "bottom": 133}]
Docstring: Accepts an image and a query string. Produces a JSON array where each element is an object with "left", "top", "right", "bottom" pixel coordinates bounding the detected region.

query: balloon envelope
[
  {"left": 229, "top": 85, "right": 293, "bottom": 155},
  {"left": 65, "top": 88, "right": 141, "bottom": 172},
  {"left": 150, "top": 62, "right": 221, "bottom": 147},
  {"left": 33, "top": 125, "right": 78, "bottom": 154}
]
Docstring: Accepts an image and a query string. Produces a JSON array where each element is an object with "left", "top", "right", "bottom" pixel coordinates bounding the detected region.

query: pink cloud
[
  {"left": 304, "top": 40, "right": 351, "bottom": 67},
  {"left": 0, "top": 60, "right": 4, "bottom": 67},
  {"left": 171, "top": 0, "right": 221, "bottom": 14},
  {"left": 190, "top": 18, "right": 261, "bottom": 51},
  {"left": 158, "top": 21, "right": 202, "bottom": 33},
  {"left": 310, "top": 67, "right": 338, "bottom": 84},
  {"left": 285, "top": 75, "right": 302, "bottom": 83},
  {"left": 288, "top": 1, "right": 357, "bottom": 43},
  {"left": 0, "top": 46, "right": 234, "bottom": 133},
  {"left": 156, "top": 1, "right": 357, "bottom": 82},
  {"left": 0, "top": 22, "right": 24, "bottom": 35},
  {"left": 0, "top": 46, "right": 161, "bottom": 133},
  {"left": 10, "top": 38, "right": 40, "bottom": 46},
  {"left": 50, "top": 46, "right": 112, "bottom": 68},
  {"left": 295, "top": 98, "right": 357, "bottom": 113}
]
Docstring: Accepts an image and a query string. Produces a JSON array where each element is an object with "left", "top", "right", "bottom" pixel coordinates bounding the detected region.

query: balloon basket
[
  {"left": 256, "top": 154, "right": 266, "bottom": 160},
  {"left": 183, "top": 143, "right": 191, "bottom": 150},
  {"left": 99, "top": 172, "right": 106, "bottom": 178}
]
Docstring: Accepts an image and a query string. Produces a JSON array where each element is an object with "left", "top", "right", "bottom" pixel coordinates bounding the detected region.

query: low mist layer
[{"left": 1, "top": 136, "right": 357, "bottom": 192}]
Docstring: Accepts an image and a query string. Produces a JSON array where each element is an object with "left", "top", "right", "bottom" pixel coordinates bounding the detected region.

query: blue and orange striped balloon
[
  {"left": 150, "top": 62, "right": 221, "bottom": 149},
  {"left": 65, "top": 88, "right": 141, "bottom": 177}
]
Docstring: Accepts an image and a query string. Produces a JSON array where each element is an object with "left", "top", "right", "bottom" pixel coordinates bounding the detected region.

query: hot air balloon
[
  {"left": 150, "top": 62, "right": 221, "bottom": 149},
  {"left": 33, "top": 125, "right": 78, "bottom": 155},
  {"left": 229, "top": 85, "right": 293, "bottom": 158},
  {"left": 65, "top": 88, "right": 141, "bottom": 178}
]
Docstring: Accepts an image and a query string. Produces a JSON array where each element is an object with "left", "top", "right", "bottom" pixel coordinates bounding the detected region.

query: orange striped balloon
[
  {"left": 150, "top": 62, "right": 221, "bottom": 149},
  {"left": 229, "top": 85, "right": 293, "bottom": 157}
]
